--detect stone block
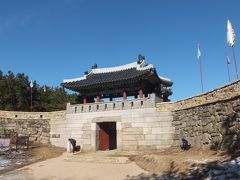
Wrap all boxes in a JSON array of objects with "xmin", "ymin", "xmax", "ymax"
[
  {"xmin": 145, "ymin": 133, "xmax": 173, "ymax": 140},
  {"xmin": 82, "ymin": 144, "xmax": 91, "ymax": 151},
  {"xmin": 138, "ymin": 140, "xmax": 148, "ymax": 146},
  {"xmin": 132, "ymin": 117, "xmax": 146, "ymax": 123},
  {"xmin": 123, "ymin": 127, "xmax": 142, "ymax": 132},
  {"xmin": 229, "ymin": 126, "xmax": 237, "ymax": 134},
  {"xmin": 116, "ymin": 122, "xmax": 122, "ymax": 130},
  {"xmin": 122, "ymin": 140, "xmax": 138, "ymax": 146},
  {"xmin": 91, "ymin": 123, "xmax": 96, "ymax": 130},
  {"xmin": 143, "ymin": 127, "xmax": 152, "ymax": 134},
  {"xmin": 122, "ymin": 130, "xmax": 143, "ymax": 135},
  {"xmin": 131, "ymin": 122, "xmax": 146, "ymax": 127},
  {"xmin": 143, "ymin": 139, "xmax": 172, "ymax": 146},
  {"xmin": 82, "ymin": 125, "xmax": 91, "ymax": 131},
  {"xmin": 131, "ymin": 113, "xmax": 145, "ymax": 118},
  {"xmin": 172, "ymin": 120, "xmax": 181, "ymax": 126},
  {"xmin": 132, "ymin": 121, "xmax": 172, "ymax": 128},
  {"xmin": 203, "ymin": 133, "xmax": 211, "ymax": 144},
  {"xmin": 67, "ymin": 123, "xmax": 83, "ymax": 128},
  {"xmin": 123, "ymin": 145, "xmax": 138, "ymax": 151},
  {"xmin": 152, "ymin": 127, "xmax": 174, "ymax": 134},
  {"xmin": 138, "ymin": 145, "xmax": 157, "ymax": 151},
  {"xmin": 158, "ymin": 116, "xmax": 173, "ymax": 121},
  {"xmin": 203, "ymin": 123, "xmax": 213, "ymax": 133},
  {"xmin": 82, "ymin": 134, "xmax": 91, "ymax": 139},
  {"xmin": 83, "ymin": 139, "xmax": 91, "ymax": 145},
  {"xmin": 122, "ymin": 134, "xmax": 144, "ymax": 141},
  {"xmin": 121, "ymin": 123, "xmax": 132, "ymax": 128},
  {"xmin": 69, "ymin": 130, "xmax": 84, "ymax": 135}
]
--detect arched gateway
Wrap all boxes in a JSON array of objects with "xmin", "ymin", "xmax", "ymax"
[{"xmin": 61, "ymin": 56, "xmax": 174, "ymax": 151}]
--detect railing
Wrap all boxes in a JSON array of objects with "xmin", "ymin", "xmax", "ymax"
[{"xmin": 66, "ymin": 94, "xmax": 158, "ymax": 113}]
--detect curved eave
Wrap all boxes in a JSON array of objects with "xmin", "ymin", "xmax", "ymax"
[
  {"xmin": 159, "ymin": 77, "xmax": 173, "ymax": 87},
  {"xmin": 62, "ymin": 68, "xmax": 157, "ymax": 91}
]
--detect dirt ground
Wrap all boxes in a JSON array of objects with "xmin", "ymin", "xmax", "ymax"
[
  {"xmin": 129, "ymin": 148, "xmax": 231, "ymax": 175},
  {"xmin": 1, "ymin": 146, "xmax": 238, "ymax": 179},
  {"xmin": 0, "ymin": 145, "xmax": 65, "ymax": 175},
  {"xmin": 0, "ymin": 153, "xmax": 145, "ymax": 180}
]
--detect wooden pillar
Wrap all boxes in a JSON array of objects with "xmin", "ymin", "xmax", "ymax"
[
  {"xmin": 83, "ymin": 97, "xmax": 87, "ymax": 104},
  {"xmin": 163, "ymin": 96, "xmax": 168, "ymax": 102},
  {"xmin": 134, "ymin": 94, "xmax": 138, "ymax": 99},
  {"xmin": 139, "ymin": 89, "xmax": 144, "ymax": 98},
  {"xmin": 96, "ymin": 95, "xmax": 101, "ymax": 102},
  {"xmin": 123, "ymin": 91, "xmax": 127, "ymax": 100}
]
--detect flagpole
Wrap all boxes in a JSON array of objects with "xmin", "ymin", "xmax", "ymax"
[
  {"xmin": 30, "ymin": 87, "xmax": 32, "ymax": 112},
  {"xmin": 226, "ymin": 54, "xmax": 231, "ymax": 82},
  {"xmin": 199, "ymin": 56, "xmax": 204, "ymax": 93},
  {"xmin": 30, "ymin": 81, "xmax": 33, "ymax": 112},
  {"xmin": 232, "ymin": 46, "xmax": 239, "ymax": 79},
  {"xmin": 198, "ymin": 44, "xmax": 204, "ymax": 93}
]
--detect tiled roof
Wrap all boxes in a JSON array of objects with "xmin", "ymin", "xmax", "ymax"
[
  {"xmin": 62, "ymin": 67, "xmax": 154, "ymax": 89},
  {"xmin": 62, "ymin": 60, "xmax": 173, "ymax": 94},
  {"xmin": 63, "ymin": 60, "xmax": 153, "ymax": 83}
]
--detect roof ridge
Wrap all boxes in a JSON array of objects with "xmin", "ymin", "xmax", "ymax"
[{"xmin": 63, "ymin": 60, "xmax": 153, "ymax": 83}]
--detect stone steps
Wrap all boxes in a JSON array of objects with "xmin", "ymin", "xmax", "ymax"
[{"xmin": 63, "ymin": 153, "xmax": 130, "ymax": 164}]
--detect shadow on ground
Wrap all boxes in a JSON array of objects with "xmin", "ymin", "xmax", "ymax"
[{"xmin": 126, "ymin": 157, "xmax": 240, "ymax": 179}]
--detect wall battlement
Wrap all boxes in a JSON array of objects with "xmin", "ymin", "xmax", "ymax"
[
  {"xmin": 67, "ymin": 93, "xmax": 159, "ymax": 114},
  {"xmin": 156, "ymin": 80, "xmax": 240, "ymax": 150},
  {"xmin": 0, "ymin": 111, "xmax": 65, "ymax": 120},
  {"xmin": 157, "ymin": 80, "xmax": 240, "ymax": 112}
]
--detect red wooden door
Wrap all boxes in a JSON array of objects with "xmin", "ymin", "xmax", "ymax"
[{"xmin": 99, "ymin": 126, "xmax": 109, "ymax": 150}]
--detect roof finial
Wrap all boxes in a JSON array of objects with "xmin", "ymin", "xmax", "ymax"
[
  {"xmin": 92, "ymin": 63, "xmax": 98, "ymax": 69},
  {"xmin": 137, "ymin": 54, "xmax": 145, "ymax": 64}
]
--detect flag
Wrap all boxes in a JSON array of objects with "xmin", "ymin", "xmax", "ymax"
[
  {"xmin": 227, "ymin": 20, "xmax": 235, "ymax": 47},
  {"xmin": 197, "ymin": 44, "xmax": 201, "ymax": 60},
  {"xmin": 226, "ymin": 55, "xmax": 230, "ymax": 64},
  {"xmin": 30, "ymin": 81, "xmax": 33, "ymax": 88}
]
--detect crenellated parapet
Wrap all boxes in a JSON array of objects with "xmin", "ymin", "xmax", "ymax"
[
  {"xmin": 157, "ymin": 80, "xmax": 240, "ymax": 112},
  {"xmin": 0, "ymin": 110, "xmax": 65, "ymax": 120},
  {"xmin": 66, "ymin": 93, "xmax": 160, "ymax": 114}
]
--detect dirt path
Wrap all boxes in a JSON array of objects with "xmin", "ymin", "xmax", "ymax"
[{"xmin": 0, "ymin": 154, "xmax": 146, "ymax": 180}]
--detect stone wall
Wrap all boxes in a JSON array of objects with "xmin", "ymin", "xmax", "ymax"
[
  {"xmin": 1, "ymin": 80, "xmax": 239, "ymax": 151},
  {"xmin": 0, "ymin": 111, "xmax": 65, "ymax": 144},
  {"xmin": 157, "ymin": 80, "xmax": 240, "ymax": 150},
  {"xmin": 172, "ymin": 97, "xmax": 240, "ymax": 149},
  {"xmin": 51, "ymin": 108, "xmax": 174, "ymax": 151}
]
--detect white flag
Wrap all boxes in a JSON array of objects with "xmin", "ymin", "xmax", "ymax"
[
  {"xmin": 197, "ymin": 44, "xmax": 201, "ymax": 60},
  {"xmin": 30, "ymin": 81, "xmax": 33, "ymax": 88},
  {"xmin": 227, "ymin": 20, "xmax": 235, "ymax": 47}
]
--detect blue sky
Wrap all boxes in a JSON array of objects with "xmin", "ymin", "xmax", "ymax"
[{"xmin": 0, "ymin": 0, "xmax": 239, "ymax": 101}]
